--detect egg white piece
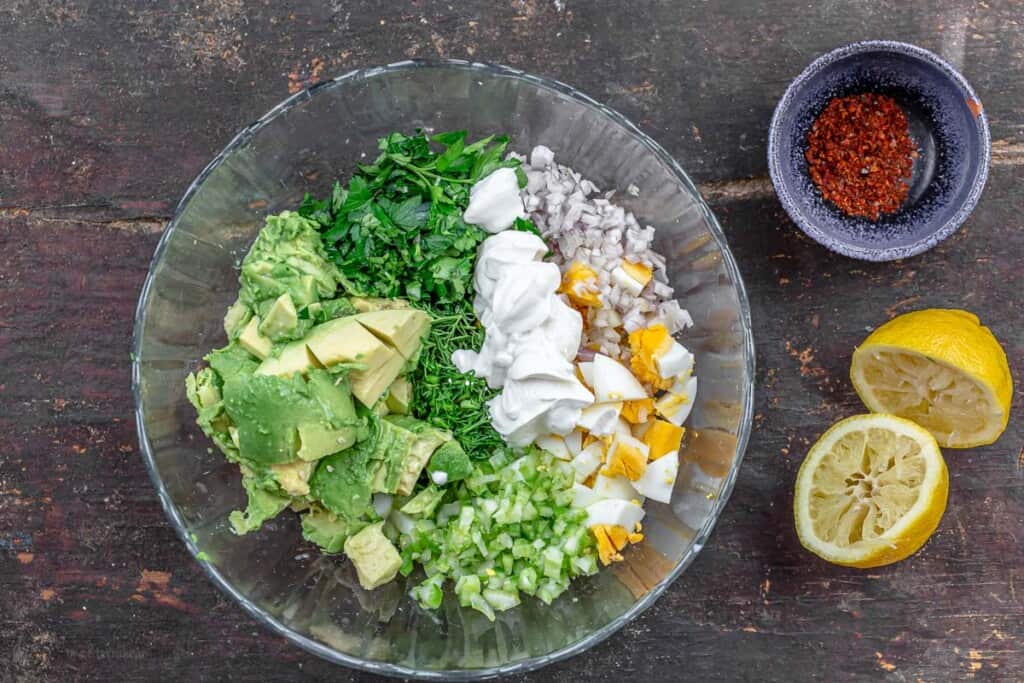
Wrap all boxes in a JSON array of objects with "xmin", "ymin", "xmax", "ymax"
[
  {"xmin": 571, "ymin": 442, "xmax": 604, "ymax": 482},
  {"xmin": 593, "ymin": 473, "xmax": 641, "ymax": 502},
  {"xmin": 610, "ymin": 266, "xmax": 645, "ymax": 296},
  {"xmin": 577, "ymin": 361, "xmax": 594, "ymax": 387},
  {"xmin": 564, "ymin": 429, "xmax": 584, "ymax": 456},
  {"xmin": 585, "ymin": 499, "xmax": 646, "ymax": 530},
  {"xmin": 572, "ymin": 482, "xmax": 602, "ymax": 509},
  {"xmin": 593, "ymin": 354, "xmax": 648, "ymax": 402},
  {"xmin": 655, "ymin": 341, "xmax": 694, "ymax": 380},
  {"xmin": 611, "ymin": 417, "xmax": 634, "ymax": 441},
  {"xmin": 577, "ymin": 401, "xmax": 623, "ymax": 436},
  {"xmin": 535, "ymin": 434, "xmax": 572, "ymax": 461},
  {"xmin": 655, "ymin": 376, "xmax": 698, "ymax": 427},
  {"xmin": 631, "ymin": 452, "xmax": 678, "ymax": 503}
]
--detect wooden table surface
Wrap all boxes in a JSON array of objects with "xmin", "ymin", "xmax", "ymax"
[{"xmin": 2, "ymin": 1, "xmax": 1022, "ymax": 680}]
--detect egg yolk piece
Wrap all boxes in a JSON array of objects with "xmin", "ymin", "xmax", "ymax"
[
  {"xmin": 601, "ymin": 434, "xmax": 649, "ymax": 480},
  {"xmin": 591, "ymin": 524, "xmax": 643, "ymax": 565},
  {"xmin": 559, "ymin": 261, "xmax": 603, "ymax": 308},
  {"xmin": 621, "ymin": 398, "xmax": 655, "ymax": 424},
  {"xmin": 642, "ymin": 419, "xmax": 685, "ymax": 461},
  {"xmin": 628, "ymin": 324, "xmax": 675, "ymax": 390}
]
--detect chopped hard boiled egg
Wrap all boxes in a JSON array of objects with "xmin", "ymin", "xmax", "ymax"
[
  {"xmin": 535, "ymin": 434, "xmax": 571, "ymax": 461},
  {"xmin": 631, "ymin": 451, "xmax": 678, "ymax": 503},
  {"xmin": 571, "ymin": 442, "xmax": 605, "ymax": 483},
  {"xmin": 577, "ymin": 401, "xmax": 623, "ymax": 436},
  {"xmin": 655, "ymin": 375, "xmax": 698, "ymax": 426},
  {"xmin": 586, "ymin": 498, "xmax": 646, "ymax": 530},
  {"xmin": 564, "ymin": 429, "xmax": 584, "ymax": 456},
  {"xmin": 576, "ymin": 361, "xmax": 594, "ymax": 388},
  {"xmin": 559, "ymin": 261, "xmax": 603, "ymax": 308},
  {"xmin": 593, "ymin": 473, "xmax": 640, "ymax": 501},
  {"xmin": 602, "ymin": 433, "xmax": 650, "ymax": 481},
  {"xmin": 610, "ymin": 260, "xmax": 653, "ymax": 296},
  {"xmin": 654, "ymin": 341, "xmax": 694, "ymax": 381},
  {"xmin": 627, "ymin": 324, "xmax": 675, "ymax": 390},
  {"xmin": 593, "ymin": 354, "xmax": 648, "ymax": 402},
  {"xmin": 592, "ymin": 523, "xmax": 644, "ymax": 565},
  {"xmin": 620, "ymin": 398, "xmax": 654, "ymax": 424},
  {"xmin": 642, "ymin": 418, "xmax": 685, "ymax": 461},
  {"xmin": 572, "ymin": 482, "xmax": 602, "ymax": 509}
]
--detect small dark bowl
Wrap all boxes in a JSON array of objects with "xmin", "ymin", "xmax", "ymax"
[{"xmin": 768, "ymin": 40, "xmax": 990, "ymax": 261}]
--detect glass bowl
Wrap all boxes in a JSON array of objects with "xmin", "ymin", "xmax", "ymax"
[{"xmin": 132, "ymin": 60, "xmax": 755, "ymax": 679}]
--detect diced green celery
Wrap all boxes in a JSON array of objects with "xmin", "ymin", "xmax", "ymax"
[
  {"xmin": 483, "ymin": 588, "xmax": 520, "ymax": 612},
  {"xmin": 542, "ymin": 547, "xmax": 564, "ymax": 579}
]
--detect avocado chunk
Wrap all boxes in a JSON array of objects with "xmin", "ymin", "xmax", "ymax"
[
  {"xmin": 426, "ymin": 439, "xmax": 472, "ymax": 485},
  {"xmin": 385, "ymin": 377, "xmax": 412, "ymax": 415},
  {"xmin": 297, "ymin": 422, "xmax": 356, "ymax": 462},
  {"xmin": 316, "ymin": 297, "xmax": 358, "ymax": 321},
  {"xmin": 355, "ymin": 309, "xmax": 431, "ymax": 359},
  {"xmin": 305, "ymin": 317, "xmax": 391, "ymax": 369},
  {"xmin": 229, "ymin": 475, "xmax": 291, "ymax": 535},
  {"xmin": 343, "ymin": 522, "xmax": 402, "ymax": 590},
  {"xmin": 400, "ymin": 484, "xmax": 446, "ymax": 518},
  {"xmin": 259, "ymin": 293, "xmax": 299, "ymax": 340},
  {"xmin": 255, "ymin": 339, "xmax": 322, "ymax": 378},
  {"xmin": 206, "ymin": 343, "xmax": 259, "ymax": 381},
  {"xmin": 223, "ymin": 298, "xmax": 252, "ymax": 340},
  {"xmin": 385, "ymin": 416, "xmax": 451, "ymax": 496},
  {"xmin": 301, "ymin": 507, "xmax": 358, "ymax": 553},
  {"xmin": 310, "ymin": 440, "xmax": 374, "ymax": 523},
  {"xmin": 271, "ymin": 459, "xmax": 315, "ymax": 496},
  {"xmin": 351, "ymin": 297, "xmax": 412, "ymax": 313},
  {"xmin": 239, "ymin": 211, "xmax": 339, "ymax": 309},
  {"xmin": 237, "ymin": 317, "xmax": 273, "ymax": 360},
  {"xmin": 349, "ymin": 347, "xmax": 405, "ymax": 409}
]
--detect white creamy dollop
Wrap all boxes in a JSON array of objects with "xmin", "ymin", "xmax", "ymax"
[
  {"xmin": 452, "ymin": 230, "xmax": 593, "ymax": 447},
  {"xmin": 462, "ymin": 167, "xmax": 525, "ymax": 233}
]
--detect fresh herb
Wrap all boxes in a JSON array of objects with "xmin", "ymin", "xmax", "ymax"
[
  {"xmin": 299, "ymin": 130, "xmax": 529, "ymax": 459},
  {"xmin": 298, "ymin": 130, "xmax": 517, "ymax": 308},
  {"xmin": 412, "ymin": 304, "xmax": 503, "ymax": 460}
]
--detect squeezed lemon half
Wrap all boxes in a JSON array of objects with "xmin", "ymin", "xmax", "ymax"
[
  {"xmin": 794, "ymin": 414, "xmax": 948, "ymax": 568},
  {"xmin": 851, "ymin": 309, "xmax": 1012, "ymax": 449}
]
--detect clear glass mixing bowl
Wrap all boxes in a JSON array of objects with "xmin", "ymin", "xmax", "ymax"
[{"xmin": 132, "ymin": 60, "xmax": 754, "ymax": 679}]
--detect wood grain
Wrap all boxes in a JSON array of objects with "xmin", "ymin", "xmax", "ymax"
[{"xmin": 1, "ymin": 1, "xmax": 1022, "ymax": 680}]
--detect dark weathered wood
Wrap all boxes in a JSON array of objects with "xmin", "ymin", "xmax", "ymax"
[{"xmin": 2, "ymin": 1, "xmax": 1023, "ymax": 680}]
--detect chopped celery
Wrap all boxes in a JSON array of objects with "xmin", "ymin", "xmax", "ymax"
[{"xmin": 399, "ymin": 447, "xmax": 598, "ymax": 620}]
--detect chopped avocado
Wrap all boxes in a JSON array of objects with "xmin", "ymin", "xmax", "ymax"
[
  {"xmin": 343, "ymin": 522, "xmax": 402, "ymax": 589},
  {"xmin": 222, "ymin": 373, "xmax": 314, "ymax": 465},
  {"xmin": 385, "ymin": 377, "xmax": 412, "ymax": 415},
  {"xmin": 297, "ymin": 422, "xmax": 355, "ymax": 462},
  {"xmin": 317, "ymin": 297, "xmax": 358, "ymax": 321},
  {"xmin": 301, "ymin": 507, "xmax": 358, "ymax": 553},
  {"xmin": 206, "ymin": 343, "xmax": 259, "ymax": 381},
  {"xmin": 259, "ymin": 293, "xmax": 299, "ymax": 341},
  {"xmin": 305, "ymin": 317, "xmax": 390, "ymax": 369},
  {"xmin": 426, "ymin": 440, "xmax": 472, "ymax": 484},
  {"xmin": 355, "ymin": 309, "xmax": 431, "ymax": 359},
  {"xmin": 185, "ymin": 368, "xmax": 237, "ymax": 460},
  {"xmin": 271, "ymin": 459, "xmax": 315, "ymax": 496},
  {"xmin": 310, "ymin": 440, "xmax": 374, "ymax": 523},
  {"xmin": 237, "ymin": 317, "xmax": 273, "ymax": 360},
  {"xmin": 306, "ymin": 369, "xmax": 358, "ymax": 427},
  {"xmin": 255, "ymin": 339, "xmax": 322, "ymax": 378},
  {"xmin": 229, "ymin": 475, "xmax": 291, "ymax": 534},
  {"xmin": 350, "ymin": 347, "xmax": 405, "ymax": 409},
  {"xmin": 384, "ymin": 416, "xmax": 451, "ymax": 497},
  {"xmin": 239, "ymin": 211, "xmax": 339, "ymax": 309},
  {"xmin": 223, "ymin": 298, "xmax": 252, "ymax": 340},
  {"xmin": 400, "ymin": 485, "xmax": 446, "ymax": 517},
  {"xmin": 350, "ymin": 297, "xmax": 412, "ymax": 313}
]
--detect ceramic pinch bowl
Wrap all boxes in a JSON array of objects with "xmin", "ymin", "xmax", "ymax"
[{"xmin": 768, "ymin": 40, "xmax": 990, "ymax": 262}]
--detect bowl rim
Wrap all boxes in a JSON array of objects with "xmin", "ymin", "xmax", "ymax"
[
  {"xmin": 767, "ymin": 40, "xmax": 991, "ymax": 262},
  {"xmin": 131, "ymin": 58, "xmax": 756, "ymax": 680}
]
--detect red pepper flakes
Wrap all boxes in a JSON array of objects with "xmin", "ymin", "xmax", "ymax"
[{"xmin": 805, "ymin": 93, "xmax": 918, "ymax": 221}]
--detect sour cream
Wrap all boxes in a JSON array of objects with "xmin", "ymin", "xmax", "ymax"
[
  {"xmin": 452, "ymin": 230, "xmax": 594, "ymax": 447},
  {"xmin": 462, "ymin": 167, "xmax": 525, "ymax": 234}
]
